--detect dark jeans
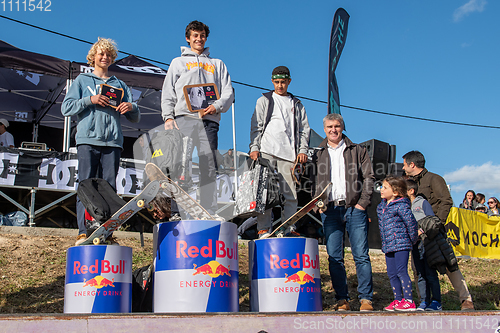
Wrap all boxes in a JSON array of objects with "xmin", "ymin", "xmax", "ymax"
[
  {"xmin": 322, "ymin": 205, "xmax": 373, "ymax": 301},
  {"xmin": 385, "ymin": 250, "xmax": 413, "ymax": 301},
  {"xmin": 175, "ymin": 116, "xmax": 219, "ymax": 214},
  {"xmin": 76, "ymin": 145, "xmax": 120, "ymax": 235},
  {"xmin": 412, "ymin": 243, "xmax": 441, "ymax": 303}
]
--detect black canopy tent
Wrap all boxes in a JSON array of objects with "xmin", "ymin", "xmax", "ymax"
[{"xmin": 0, "ymin": 40, "xmax": 168, "ymax": 153}]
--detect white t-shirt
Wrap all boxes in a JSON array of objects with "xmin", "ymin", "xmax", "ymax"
[
  {"xmin": 0, "ymin": 131, "xmax": 14, "ymax": 148},
  {"xmin": 260, "ymin": 93, "xmax": 296, "ymax": 162},
  {"xmin": 328, "ymin": 139, "xmax": 346, "ymax": 201}
]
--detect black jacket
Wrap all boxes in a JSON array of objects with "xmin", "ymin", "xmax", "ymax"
[{"xmin": 418, "ymin": 215, "xmax": 458, "ymax": 274}]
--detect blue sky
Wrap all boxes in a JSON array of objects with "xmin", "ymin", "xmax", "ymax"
[{"xmin": 1, "ymin": 0, "xmax": 498, "ymax": 207}]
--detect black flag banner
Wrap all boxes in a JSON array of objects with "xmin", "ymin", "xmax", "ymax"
[{"xmin": 328, "ymin": 8, "xmax": 350, "ymax": 114}]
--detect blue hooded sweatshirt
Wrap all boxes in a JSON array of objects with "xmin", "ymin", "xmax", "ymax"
[{"xmin": 61, "ymin": 72, "xmax": 140, "ymax": 148}]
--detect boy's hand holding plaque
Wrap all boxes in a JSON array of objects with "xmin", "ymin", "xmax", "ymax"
[
  {"xmin": 100, "ymin": 83, "xmax": 124, "ymax": 109},
  {"xmin": 183, "ymin": 83, "xmax": 220, "ymax": 117}
]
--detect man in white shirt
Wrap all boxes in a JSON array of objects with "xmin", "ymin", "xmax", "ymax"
[
  {"xmin": 249, "ymin": 66, "xmax": 311, "ymax": 238},
  {"xmin": 0, "ymin": 118, "xmax": 14, "ymax": 148},
  {"xmin": 312, "ymin": 113, "xmax": 375, "ymax": 311}
]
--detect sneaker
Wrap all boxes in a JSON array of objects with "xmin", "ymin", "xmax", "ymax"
[
  {"xmin": 75, "ymin": 234, "xmax": 87, "ymax": 246},
  {"xmin": 461, "ymin": 300, "xmax": 474, "ymax": 311},
  {"xmin": 417, "ymin": 301, "xmax": 428, "ymax": 311},
  {"xmin": 360, "ymin": 299, "xmax": 373, "ymax": 311},
  {"xmin": 258, "ymin": 229, "xmax": 270, "ymax": 239},
  {"xmin": 212, "ymin": 214, "xmax": 225, "ymax": 222},
  {"xmin": 425, "ymin": 300, "xmax": 442, "ymax": 311},
  {"xmin": 334, "ymin": 299, "xmax": 350, "ymax": 311},
  {"xmin": 284, "ymin": 225, "xmax": 301, "ymax": 237},
  {"xmin": 384, "ymin": 299, "xmax": 400, "ymax": 311},
  {"xmin": 395, "ymin": 299, "xmax": 416, "ymax": 311},
  {"xmin": 169, "ymin": 213, "xmax": 182, "ymax": 221}
]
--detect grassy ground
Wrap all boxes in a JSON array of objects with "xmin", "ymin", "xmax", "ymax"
[{"xmin": 0, "ymin": 233, "xmax": 499, "ymax": 313}]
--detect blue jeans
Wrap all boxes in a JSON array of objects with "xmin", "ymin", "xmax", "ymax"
[
  {"xmin": 322, "ymin": 205, "xmax": 373, "ymax": 301},
  {"xmin": 76, "ymin": 145, "xmax": 120, "ymax": 235},
  {"xmin": 412, "ymin": 244, "xmax": 441, "ymax": 303}
]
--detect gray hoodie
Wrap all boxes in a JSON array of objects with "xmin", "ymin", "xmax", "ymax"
[
  {"xmin": 161, "ymin": 47, "xmax": 234, "ymax": 124},
  {"xmin": 411, "ymin": 195, "xmax": 435, "ymax": 221}
]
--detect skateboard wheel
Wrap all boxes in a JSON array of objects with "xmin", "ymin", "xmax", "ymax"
[
  {"xmin": 137, "ymin": 199, "xmax": 145, "ymax": 208},
  {"xmin": 147, "ymin": 203, "xmax": 155, "ymax": 212},
  {"xmin": 93, "ymin": 238, "xmax": 100, "ymax": 245},
  {"xmin": 316, "ymin": 200, "xmax": 325, "ymax": 209},
  {"xmin": 161, "ymin": 182, "xmax": 168, "ymax": 190},
  {"xmin": 277, "ymin": 233, "xmax": 284, "ymax": 238}
]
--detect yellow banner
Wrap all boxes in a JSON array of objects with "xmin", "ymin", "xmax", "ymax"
[{"xmin": 446, "ymin": 207, "xmax": 500, "ymax": 259}]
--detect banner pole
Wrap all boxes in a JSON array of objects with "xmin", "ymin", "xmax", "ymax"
[
  {"xmin": 62, "ymin": 79, "xmax": 72, "ymax": 152},
  {"xmin": 231, "ymin": 89, "xmax": 237, "ymax": 194}
]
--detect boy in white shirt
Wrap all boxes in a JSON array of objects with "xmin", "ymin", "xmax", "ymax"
[{"xmin": 249, "ymin": 66, "xmax": 310, "ymax": 238}]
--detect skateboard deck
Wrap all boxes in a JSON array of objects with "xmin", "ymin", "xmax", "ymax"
[
  {"xmin": 262, "ymin": 182, "xmax": 332, "ymax": 239},
  {"xmin": 145, "ymin": 163, "xmax": 213, "ymax": 220},
  {"xmin": 79, "ymin": 180, "xmax": 161, "ymax": 245},
  {"xmin": 291, "ymin": 158, "xmax": 304, "ymax": 185}
]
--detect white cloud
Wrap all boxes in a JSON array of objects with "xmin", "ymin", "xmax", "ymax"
[
  {"xmin": 453, "ymin": 0, "xmax": 487, "ymax": 22},
  {"xmin": 444, "ymin": 162, "xmax": 500, "ymax": 195}
]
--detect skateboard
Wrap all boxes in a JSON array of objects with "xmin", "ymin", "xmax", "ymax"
[
  {"xmin": 261, "ymin": 182, "xmax": 332, "ymax": 239},
  {"xmin": 291, "ymin": 158, "xmax": 305, "ymax": 185},
  {"xmin": 79, "ymin": 180, "xmax": 161, "ymax": 245},
  {"xmin": 145, "ymin": 163, "xmax": 214, "ymax": 220}
]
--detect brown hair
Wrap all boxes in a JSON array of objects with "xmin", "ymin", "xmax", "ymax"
[{"xmin": 384, "ymin": 176, "xmax": 408, "ymax": 198}]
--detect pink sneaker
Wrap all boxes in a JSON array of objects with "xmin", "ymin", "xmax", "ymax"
[
  {"xmin": 384, "ymin": 299, "xmax": 400, "ymax": 311},
  {"xmin": 395, "ymin": 299, "xmax": 416, "ymax": 311}
]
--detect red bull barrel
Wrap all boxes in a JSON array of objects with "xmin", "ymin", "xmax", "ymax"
[
  {"xmin": 153, "ymin": 220, "xmax": 238, "ymax": 312},
  {"xmin": 249, "ymin": 238, "xmax": 322, "ymax": 312},
  {"xmin": 64, "ymin": 245, "xmax": 132, "ymax": 313}
]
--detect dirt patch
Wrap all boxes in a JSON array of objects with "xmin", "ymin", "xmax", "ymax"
[{"xmin": 0, "ymin": 232, "xmax": 499, "ymax": 313}]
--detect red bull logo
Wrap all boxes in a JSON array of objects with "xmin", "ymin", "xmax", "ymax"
[
  {"xmin": 284, "ymin": 271, "xmax": 315, "ymax": 285},
  {"xmin": 176, "ymin": 239, "xmax": 237, "ymax": 260},
  {"xmin": 192, "ymin": 260, "xmax": 231, "ymax": 278},
  {"xmin": 179, "ymin": 260, "xmax": 236, "ymax": 289},
  {"xmin": 74, "ymin": 275, "xmax": 122, "ymax": 297},
  {"xmin": 83, "ymin": 276, "xmax": 116, "ymax": 289}
]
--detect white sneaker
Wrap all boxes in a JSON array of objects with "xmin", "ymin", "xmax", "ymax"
[
  {"xmin": 212, "ymin": 214, "xmax": 225, "ymax": 222},
  {"xmin": 169, "ymin": 213, "xmax": 182, "ymax": 221}
]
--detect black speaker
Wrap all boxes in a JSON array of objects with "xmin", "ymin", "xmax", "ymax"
[
  {"xmin": 388, "ymin": 162, "xmax": 404, "ymax": 177},
  {"xmin": 359, "ymin": 139, "xmax": 390, "ymax": 180}
]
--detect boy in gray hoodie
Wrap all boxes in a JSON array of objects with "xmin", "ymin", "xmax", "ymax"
[
  {"xmin": 62, "ymin": 38, "xmax": 140, "ymax": 245},
  {"xmin": 161, "ymin": 21, "xmax": 234, "ymax": 217}
]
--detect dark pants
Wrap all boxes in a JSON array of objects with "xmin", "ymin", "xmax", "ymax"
[
  {"xmin": 385, "ymin": 250, "xmax": 413, "ymax": 301},
  {"xmin": 412, "ymin": 243, "xmax": 441, "ymax": 303},
  {"xmin": 76, "ymin": 145, "xmax": 121, "ymax": 235}
]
